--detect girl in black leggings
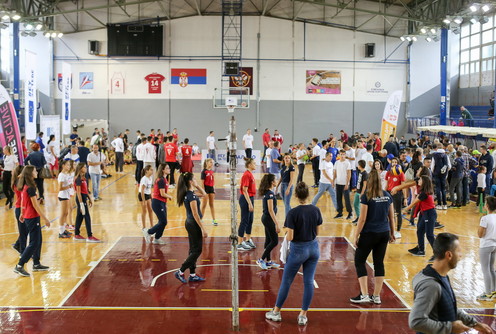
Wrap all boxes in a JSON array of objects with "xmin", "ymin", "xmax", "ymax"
[
  {"xmin": 257, "ymin": 174, "xmax": 281, "ymax": 270},
  {"xmin": 351, "ymin": 169, "xmax": 396, "ymax": 305},
  {"xmin": 175, "ymin": 172, "xmax": 207, "ymax": 283}
]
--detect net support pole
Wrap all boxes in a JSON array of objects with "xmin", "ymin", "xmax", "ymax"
[{"xmin": 228, "ymin": 114, "xmax": 240, "ymax": 331}]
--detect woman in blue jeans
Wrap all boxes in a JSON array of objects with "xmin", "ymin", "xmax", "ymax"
[
  {"xmin": 265, "ymin": 182, "xmax": 322, "ymax": 326},
  {"xmin": 277, "ymin": 154, "xmax": 295, "ymax": 215}
]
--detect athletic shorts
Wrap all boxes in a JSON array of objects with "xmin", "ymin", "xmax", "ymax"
[
  {"xmin": 205, "ymin": 186, "xmax": 215, "ymax": 194},
  {"xmin": 138, "ymin": 193, "xmax": 151, "ymax": 202},
  {"xmin": 58, "ymin": 197, "xmax": 69, "ymax": 201}
]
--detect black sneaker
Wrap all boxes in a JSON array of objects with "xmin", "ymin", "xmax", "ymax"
[
  {"xmin": 434, "ymin": 222, "xmax": 444, "ymax": 229},
  {"xmin": 14, "ymin": 265, "xmax": 30, "ymax": 277},
  {"xmin": 59, "ymin": 231, "xmax": 71, "ymax": 238},
  {"xmin": 346, "ymin": 213, "xmax": 353, "ymax": 220},
  {"xmin": 350, "ymin": 294, "xmax": 371, "ymax": 303},
  {"xmin": 334, "ymin": 214, "xmax": 343, "ymax": 219},
  {"xmin": 408, "ymin": 246, "xmax": 419, "ymax": 254},
  {"xmin": 427, "ymin": 256, "xmax": 435, "ymax": 262},
  {"xmin": 409, "ymin": 249, "xmax": 425, "ymax": 257},
  {"xmin": 352, "ymin": 218, "xmax": 358, "ymax": 225},
  {"xmin": 32, "ymin": 264, "xmax": 50, "ymax": 272}
]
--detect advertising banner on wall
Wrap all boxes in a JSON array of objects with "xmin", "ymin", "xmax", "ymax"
[
  {"xmin": 145, "ymin": 73, "xmax": 165, "ymax": 94},
  {"xmin": 40, "ymin": 115, "xmax": 61, "ymax": 157},
  {"xmin": 62, "ymin": 62, "xmax": 72, "ymax": 135},
  {"xmin": 380, "ymin": 90, "xmax": 403, "ymax": 146},
  {"xmin": 171, "ymin": 69, "xmax": 207, "ymax": 87},
  {"xmin": 229, "ymin": 67, "xmax": 253, "ymax": 95},
  {"xmin": 306, "ymin": 70, "xmax": 341, "ymax": 94},
  {"xmin": 0, "ymin": 84, "xmax": 24, "ymax": 163},
  {"xmin": 201, "ymin": 149, "xmax": 261, "ymax": 166},
  {"xmin": 79, "ymin": 72, "xmax": 94, "ymax": 94},
  {"xmin": 24, "ymin": 50, "xmax": 37, "ymax": 140}
]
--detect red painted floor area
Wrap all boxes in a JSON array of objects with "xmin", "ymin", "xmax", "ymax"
[{"xmin": 62, "ymin": 237, "xmax": 406, "ymax": 309}]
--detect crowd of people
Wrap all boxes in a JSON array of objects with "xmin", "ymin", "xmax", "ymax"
[{"xmin": 2, "ymin": 125, "xmax": 496, "ymax": 333}]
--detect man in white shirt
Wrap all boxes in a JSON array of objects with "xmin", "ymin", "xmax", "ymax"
[
  {"xmin": 362, "ymin": 144, "xmax": 375, "ymax": 173},
  {"xmin": 90, "ymin": 130, "xmax": 101, "ymax": 146},
  {"xmin": 243, "ymin": 129, "xmax": 254, "ymax": 159},
  {"xmin": 135, "ymin": 136, "xmax": 146, "ymax": 184},
  {"xmin": 111, "ymin": 133, "xmax": 125, "ymax": 173},
  {"xmin": 319, "ymin": 140, "xmax": 330, "ymax": 170},
  {"xmin": 310, "ymin": 138, "xmax": 321, "ymax": 187},
  {"xmin": 87, "ymin": 144, "xmax": 107, "ymax": 201},
  {"xmin": 143, "ymin": 136, "xmax": 157, "ymax": 175},
  {"xmin": 355, "ymin": 140, "xmax": 367, "ymax": 162},
  {"xmin": 206, "ymin": 131, "xmax": 218, "ymax": 166},
  {"xmin": 334, "ymin": 149, "xmax": 352, "ymax": 219},
  {"xmin": 344, "ymin": 143, "xmax": 357, "ymax": 189},
  {"xmin": 311, "ymin": 152, "xmax": 337, "ymax": 210}
]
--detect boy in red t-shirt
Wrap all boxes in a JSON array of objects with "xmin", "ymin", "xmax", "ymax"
[{"xmin": 164, "ymin": 136, "xmax": 179, "ymax": 186}]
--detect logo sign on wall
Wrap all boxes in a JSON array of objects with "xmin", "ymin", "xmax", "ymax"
[
  {"xmin": 79, "ymin": 72, "xmax": 94, "ymax": 94},
  {"xmin": 229, "ymin": 67, "xmax": 253, "ymax": 95},
  {"xmin": 24, "ymin": 51, "xmax": 37, "ymax": 140},
  {"xmin": 171, "ymin": 69, "xmax": 207, "ymax": 87},
  {"xmin": 380, "ymin": 90, "xmax": 403, "ymax": 147},
  {"xmin": 144, "ymin": 73, "xmax": 165, "ymax": 94},
  {"xmin": 62, "ymin": 62, "xmax": 72, "ymax": 135},
  {"xmin": 367, "ymin": 81, "xmax": 389, "ymax": 94},
  {"xmin": 306, "ymin": 70, "xmax": 341, "ymax": 94},
  {"xmin": 111, "ymin": 72, "xmax": 125, "ymax": 95},
  {"xmin": 0, "ymin": 84, "xmax": 24, "ymax": 163}
]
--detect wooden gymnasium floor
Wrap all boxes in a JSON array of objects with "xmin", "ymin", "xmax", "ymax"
[{"xmin": 1, "ymin": 163, "xmax": 495, "ymax": 333}]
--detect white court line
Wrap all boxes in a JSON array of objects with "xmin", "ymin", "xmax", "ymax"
[
  {"xmin": 57, "ymin": 236, "xmax": 123, "ymax": 307},
  {"xmin": 343, "ymin": 236, "xmax": 411, "ymax": 309}
]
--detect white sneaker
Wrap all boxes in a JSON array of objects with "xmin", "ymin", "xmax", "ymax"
[
  {"xmin": 435, "ymin": 205, "xmax": 443, "ymax": 210},
  {"xmin": 237, "ymin": 243, "xmax": 251, "ymax": 251},
  {"xmin": 245, "ymin": 239, "xmax": 256, "ymax": 249},
  {"xmin": 142, "ymin": 228, "xmax": 151, "ymax": 244},
  {"xmin": 350, "ymin": 294, "xmax": 371, "ymax": 303},
  {"xmin": 168, "ymin": 184, "xmax": 176, "ymax": 189},
  {"xmin": 394, "ymin": 231, "xmax": 402, "ymax": 239},
  {"xmin": 371, "ymin": 295, "xmax": 381, "ymax": 304},
  {"xmin": 442, "ymin": 205, "xmax": 448, "ymax": 210},
  {"xmin": 297, "ymin": 315, "xmax": 308, "ymax": 325},
  {"xmin": 152, "ymin": 238, "xmax": 166, "ymax": 245},
  {"xmin": 242, "ymin": 241, "xmax": 254, "ymax": 249},
  {"xmin": 265, "ymin": 309, "xmax": 282, "ymax": 322}
]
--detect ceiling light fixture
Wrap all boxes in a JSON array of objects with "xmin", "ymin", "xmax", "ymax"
[
  {"xmin": 35, "ymin": 23, "xmax": 42, "ymax": 30},
  {"xmin": 11, "ymin": 13, "xmax": 21, "ymax": 21},
  {"xmin": 426, "ymin": 37, "xmax": 433, "ymax": 42},
  {"xmin": 430, "ymin": 28, "xmax": 437, "ymax": 34},
  {"xmin": 482, "ymin": 4, "xmax": 490, "ymax": 12},
  {"xmin": 470, "ymin": 4, "xmax": 478, "ymax": 12},
  {"xmin": 57, "ymin": 32, "xmax": 63, "ymax": 38},
  {"xmin": 412, "ymin": 36, "xmax": 418, "ymax": 41},
  {"xmin": 443, "ymin": 18, "xmax": 451, "ymax": 24},
  {"xmin": 454, "ymin": 16, "xmax": 463, "ymax": 24},
  {"xmin": 470, "ymin": 17, "xmax": 478, "ymax": 24},
  {"xmin": 44, "ymin": 32, "xmax": 50, "ymax": 38}
]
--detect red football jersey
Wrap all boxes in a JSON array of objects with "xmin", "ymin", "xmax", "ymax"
[
  {"xmin": 164, "ymin": 143, "xmax": 178, "ymax": 162},
  {"xmin": 240, "ymin": 170, "xmax": 256, "ymax": 197},
  {"xmin": 145, "ymin": 73, "xmax": 165, "ymax": 94}
]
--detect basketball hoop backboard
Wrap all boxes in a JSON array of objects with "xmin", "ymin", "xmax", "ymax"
[{"xmin": 213, "ymin": 87, "xmax": 250, "ymax": 109}]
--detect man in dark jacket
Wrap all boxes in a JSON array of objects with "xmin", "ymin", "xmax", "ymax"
[
  {"xmin": 409, "ymin": 233, "xmax": 491, "ymax": 334},
  {"xmin": 383, "ymin": 135, "xmax": 399, "ymax": 157},
  {"xmin": 479, "ymin": 145, "xmax": 493, "ymax": 194}
]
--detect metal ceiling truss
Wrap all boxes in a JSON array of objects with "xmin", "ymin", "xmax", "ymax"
[{"xmin": 2, "ymin": 0, "xmax": 474, "ymax": 37}]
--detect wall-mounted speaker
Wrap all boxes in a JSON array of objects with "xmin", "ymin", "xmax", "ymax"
[
  {"xmin": 365, "ymin": 43, "xmax": 375, "ymax": 58},
  {"xmin": 88, "ymin": 40, "xmax": 100, "ymax": 55}
]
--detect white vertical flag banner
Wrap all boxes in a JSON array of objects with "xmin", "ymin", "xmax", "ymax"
[
  {"xmin": 24, "ymin": 51, "xmax": 37, "ymax": 140},
  {"xmin": 62, "ymin": 62, "xmax": 72, "ymax": 135},
  {"xmin": 40, "ymin": 115, "xmax": 61, "ymax": 161},
  {"xmin": 380, "ymin": 90, "xmax": 403, "ymax": 146}
]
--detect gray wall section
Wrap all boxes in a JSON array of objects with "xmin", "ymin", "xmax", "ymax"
[
  {"xmin": 54, "ymin": 98, "xmax": 409, "ymax": 146},
  {"xmin": 458, "ymin": 86, "xmax": 493, "ymax": 106},
  {"xmin": 408, "ymin": 76, "xmax": 459, "ymax": 118}
]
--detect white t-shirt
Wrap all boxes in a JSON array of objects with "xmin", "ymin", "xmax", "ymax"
[
  {"xmin": 206, "ymin": 136, "xmax": 216, "ymax": 150},
  {"xmin": 356, "ymin": 147, "xmax": 367, "ymax": 162},
  {"xmin": 87, "ymin": 151, "xmax": 106, "ymax": 175},
  {"xmin": 139, "ymin": 175, "xmax": 153, "ymax": 195},
  {"xmin": 111, "ymin": 137, "xmax": 124, "ymax": 153},
  {"xmin": 3, "ymin": 154, "xmax": 18, "ymax": 171},
  {"xmin": 143, "ymin": 143, "xmax": 156, "ymax": 162},
  {"xmin": 243, "ymin": 134, "xmax": 254, "ymax": 149},
  {"xmin": 362, "ymin": 152, "xmax": 374, "ymax": 173},
  {"xmin": 296, "ymin": 149, "xmax": 306, "ymax": 165},
  {"xmin": 64, "ymin": 153, "xmax": 80, "ymax": 162},
  {"xmin": 312, "ymin": 145, "xmax": 320, "ymax": 158},
  {"xmin": 319, "ymin": 147, "xmax": 328, "ymax": 169},
  {"xmin": 90, "ymin": 134, "xmax": 101, "ymax": 146},
  {"xmin": 266, "ymin": 148, "xmax": 272, "ymax": 168},
  {"xmin": 334, "ymin": 160, "xmax": 352, "ymax": 185},
  {"xmin": 57, "ymin": 172, "xmax": 73, "ymax": 199},
  {"xmin": 345, "ymin": 148, "xmax": 356, "ymax": 169},
  {"xmin": 380, "ymin": 170, "xmax": 387, "ymax": 190},
  {"xmin": 136, "ymin": 143, "xmax": 145, "ymax": 161},
  {"xmin": 478, "ymin": 173, "xmax": 487, "ymax": 189},
  {"xmin": 480, "ymin": 214, "xmax": 496, "ymax": 248},
  {"xmin": 319, "ymin": 160, "xmax": 334, "ymax": 184}
]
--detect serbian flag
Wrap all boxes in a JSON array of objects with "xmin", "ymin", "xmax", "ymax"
[{"xmin": 171, "ymin": 69, "xmax": 207, "ymax": 87}]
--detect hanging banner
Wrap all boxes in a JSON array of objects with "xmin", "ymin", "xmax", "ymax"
[
  {"xmin": 229, "ymin": 67, "xmax": 253, "ymax": 95},
  {"xmin": 306, "ymin": 70, "xmax": 341, "ymax": 94},
  {"xmin": 144, "ymin": 73, "xmax": 165, "ymax": 94},
  {"xmin": 0, "ymin": 84, "xmax": 24, "ymax": 163},
  {"xmin": 40, "ymin": 115, "xmax": 61, "ymax": 158},
  {"xmin": 79, "ymin": 72, "xmax": 94, "ymax": 95},
  {"xmin": 171, "ymin": 69, "xmax": 207, "ymax": 87},
  {"xmin": 380, "ymin": 90, "xmax": 403, "ymax": 146},
  {"xmin": 24, "ymin": 50, "xmax": 37, "ymax": 140},
  {"xmin": 62, "ymin": 62, "xmax": 71, "ymax": 135},
  {"xmin": 111, "ymin": 72, "xmax": 125, "ymax": 95}
]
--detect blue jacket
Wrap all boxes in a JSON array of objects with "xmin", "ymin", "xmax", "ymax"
[{"xmin": 24, "ymin": 151, "xmax": 46, "ymax": 169}]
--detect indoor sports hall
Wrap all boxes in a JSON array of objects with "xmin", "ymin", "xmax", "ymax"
[{"xmin": 1, "ymin": 0, "xmax": 496, "ymax": 333}]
